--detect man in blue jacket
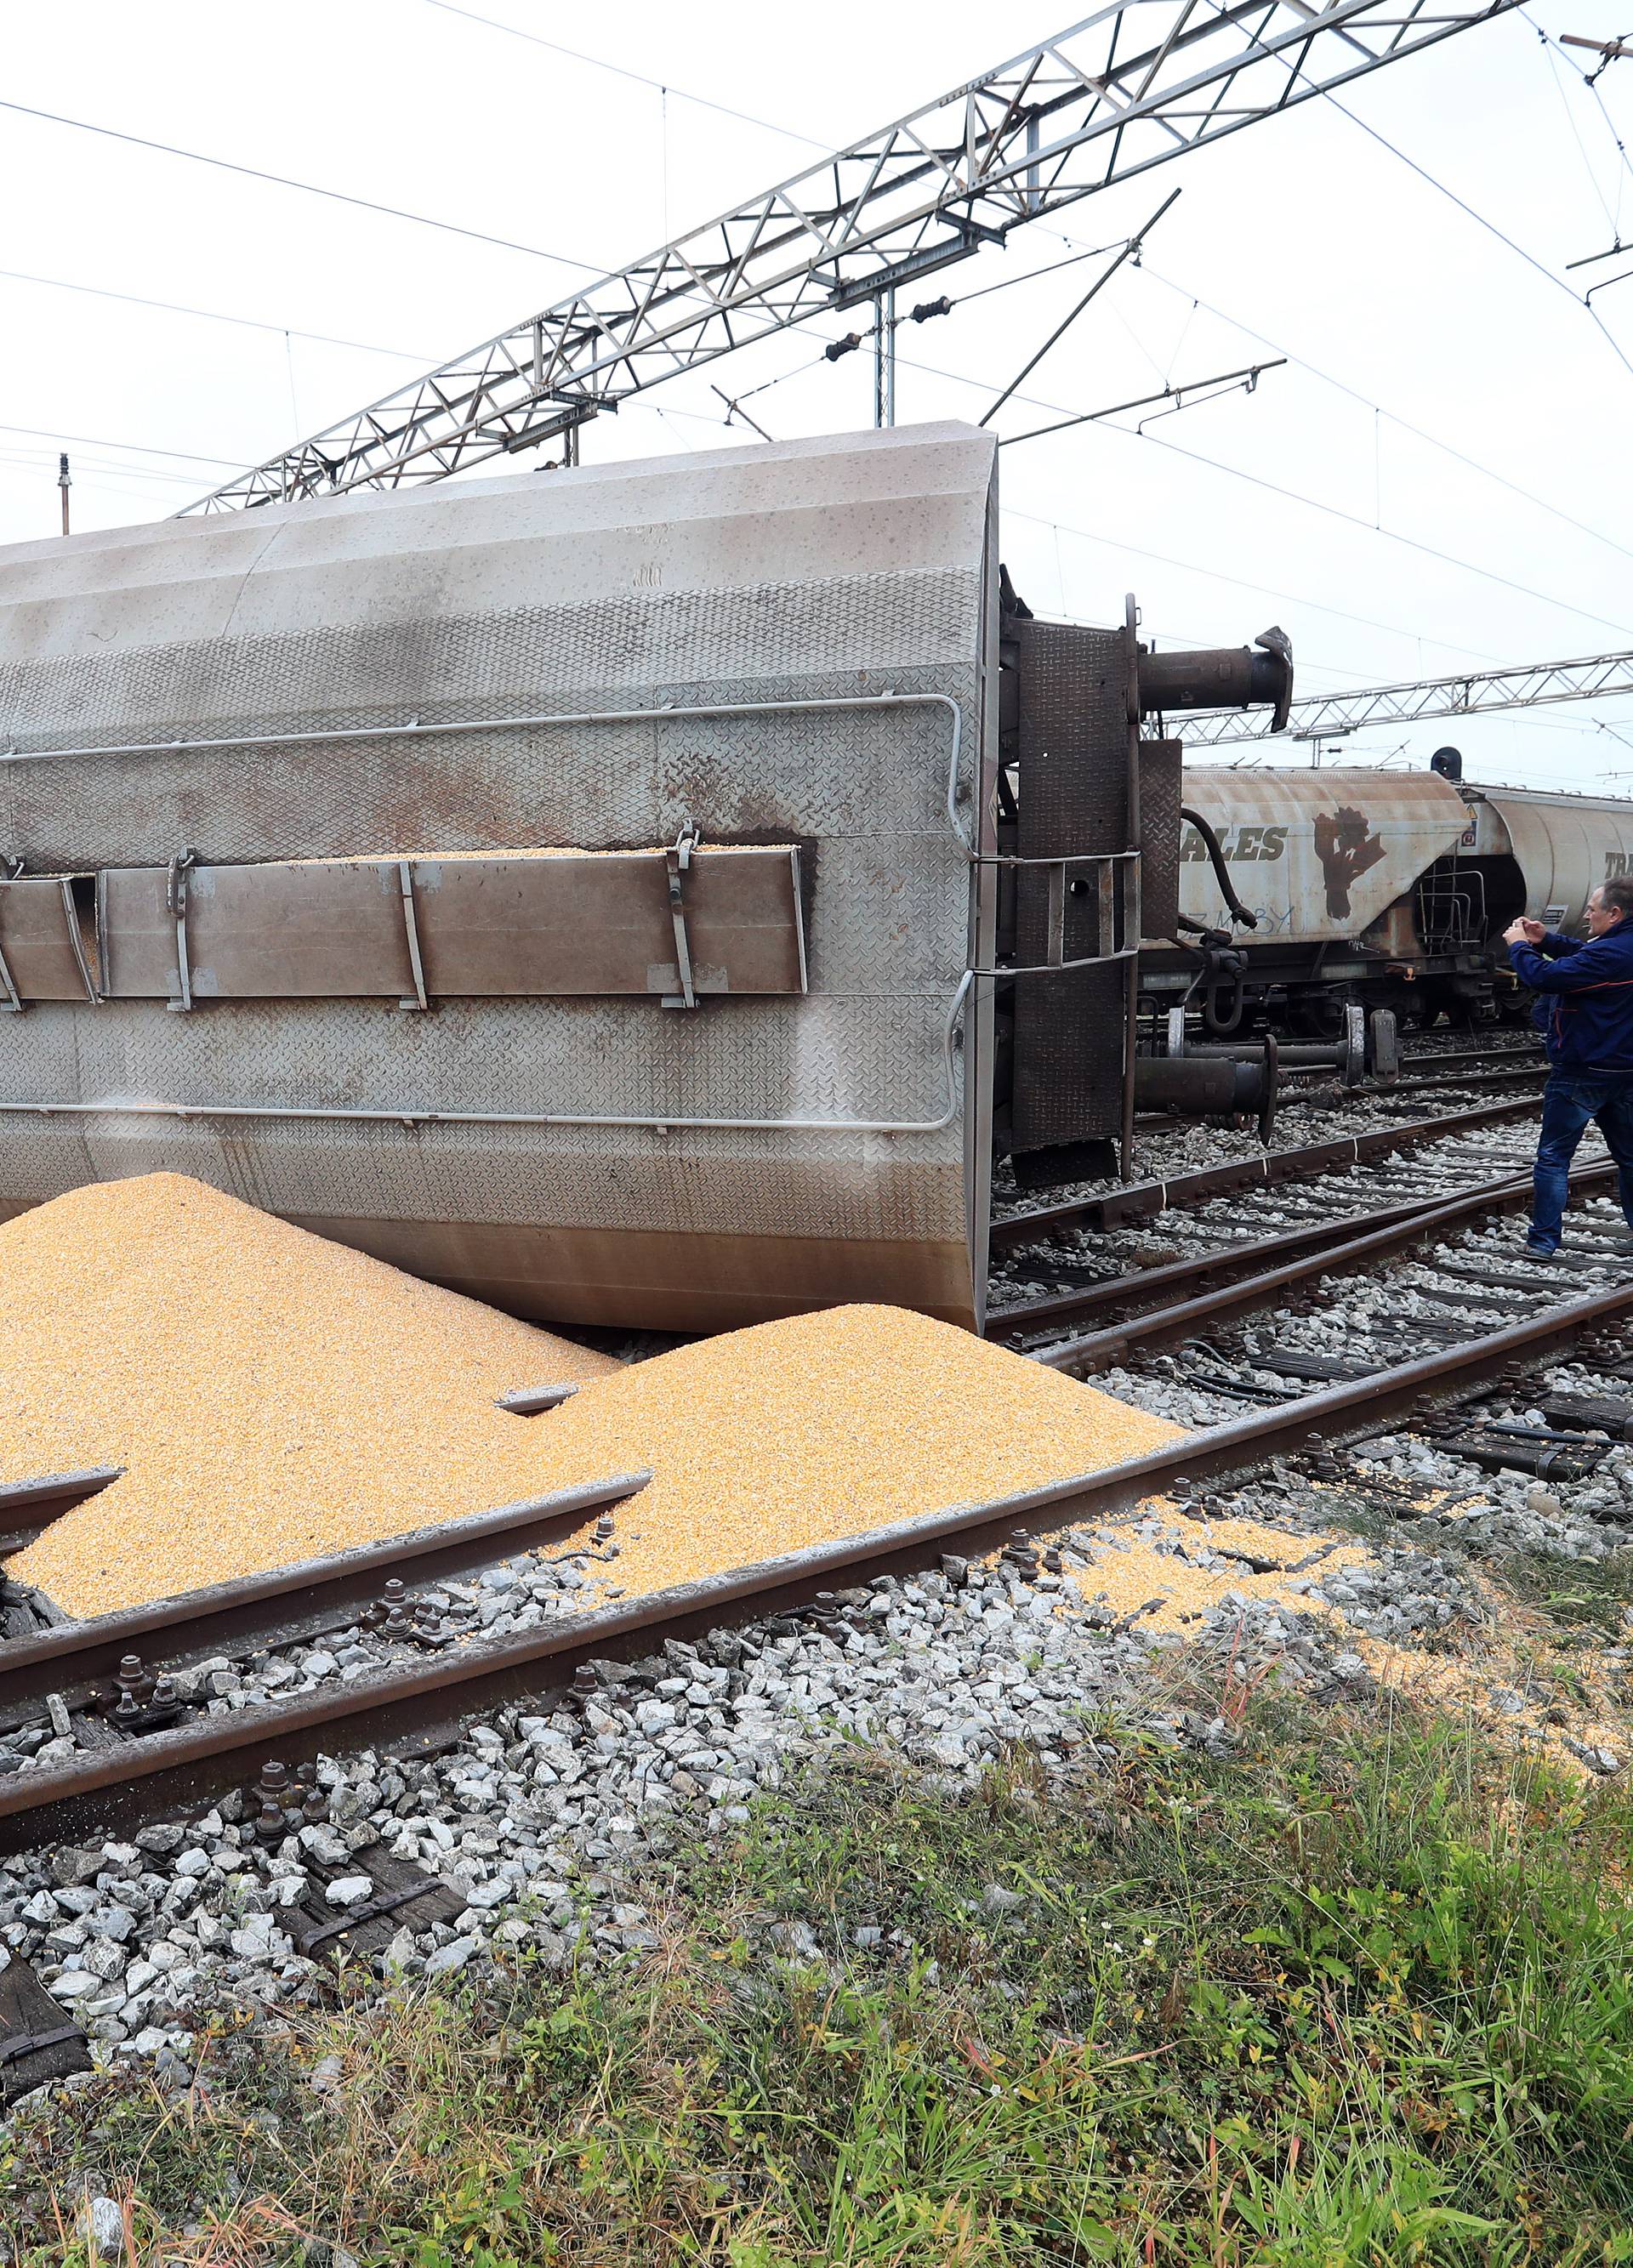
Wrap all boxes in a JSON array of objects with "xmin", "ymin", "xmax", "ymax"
[{"xmin": 1505, "ymin": 876, "xmax": 1633, "ymax": 1259}]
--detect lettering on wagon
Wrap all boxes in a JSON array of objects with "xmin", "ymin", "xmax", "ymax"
[{"xmin": 1178, "ymin": 823, "xmax": 1289, "ymax": 864}]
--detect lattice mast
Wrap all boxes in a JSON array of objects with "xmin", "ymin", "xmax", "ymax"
[
  {"xmin": 179, "ymin": 0, "xmax": 1520, "ymax": 513},
  {"xmin": 1176, "ymin": 650, "xmax": 1633, "ymax": 747}
]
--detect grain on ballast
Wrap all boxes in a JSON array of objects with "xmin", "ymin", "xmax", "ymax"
[
  {"xmin": 4, "ymin": 1174, "xmax": 617, "ymax": 1617},
  {"xmin": 7, "ymin": 1189, "xmax": 1183, "ymax": 1616},
  {"xmin": 507, "ymin": 1304, "xmax": 1185, "ymax": 1604},
  {"xmin": 1059, "ymin": 1509, "xmax": 1370, "ymax": 1635}
]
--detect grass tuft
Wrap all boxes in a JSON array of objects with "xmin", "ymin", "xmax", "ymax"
[{"xmin": 1495, "ymin": 1547, "xmax": 1633, "ymax": 1641}]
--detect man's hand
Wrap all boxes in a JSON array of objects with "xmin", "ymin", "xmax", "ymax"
[{"xmin": 1505, "ymin": 916, "xmax": 1545, "ymax": 947}]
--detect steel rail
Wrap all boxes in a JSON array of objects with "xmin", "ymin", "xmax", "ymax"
[
  {"xmin": 0, "ymin": 1470, "xmax": 120, "ymax": 1558},
  {"xmin": 0, "ymin": 1276, "xmax": 1624, "ymax": 1855},
  {"xmin": 990, "ymin": 1093, "xmax": 1546, "ymax": 1245},
  {"xmin": 1033, "ymin": 1162, "xmax": 1617, "ymax": 1375},
  {"xmin": 1397, "ymin": 1044, "xmax": 1545, "ymax": 1074},
  {"xmin": 1389, "ymin": 1064, "xmax": 1550, "ymax": 1100},
  {"xmin": 986, "ymin": 1179, "xmax": 1522, "ymax": 1341},
  {"xmin": 0, "ymin": 1474, "xmax": 649, "ymax": 1722}
]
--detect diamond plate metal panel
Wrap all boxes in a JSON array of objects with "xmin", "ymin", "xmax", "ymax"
[
  {"xmin": 0, "ymin": 429, "xmax": 1000, "ymax": 1326},
  {"xmin": 1011, "ymin": 618, "xmax": 1130, "ymax": 1151},
  {"xmin": 0, "ymin": 1110, "xmax": 964, "ymax": 1237},
  {"xmin": 0, "ymin": 567, "xmax": 981, "ymax": 756},
  {"xmin": 0, "ymin": 670, "xmax": 976, "ymax": 874},
  {"xmin": 0, "ymin": 991, "xmax": 958, "ymax": 1122},
  {"xmin": 1140, "ymin": 739, "xmax": 1182, "ymax": 944}
]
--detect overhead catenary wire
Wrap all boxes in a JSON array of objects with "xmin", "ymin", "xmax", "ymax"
[
  {"xmin": 1539, "ymin": 23, "xmax": 1621, "ymax": 235},
  {"xmin": 633, "ymin": 309, "xmax": 1626, "ymax": 665},
  {"xmin": 1131, "ymin": 264, "xmax": 1633, "ymax": 570},
  {"xmin": 0, "ymin": 95, "xmax": 604, "ymax": 271},
  {"xmin": 0, "ymin": 444, "xmax": 201, "ymax": 490},
  {"xmin": 702, "ymin": 236, "xmax": 1151, "ymax": 424},
  {"xmin": 1527, "ymin": 9, "xmax": 1633, "ymax": 197},
  {"xmin": 1317, "ymin": 87, "xmax": 1633, "ymax": 384},
  {"xmin": 868, "ymin": 331, "xmax": 1633, "ymax": 645},
  {"xmin": 997, "ymin": 361, "xmax": 1285, "ymax": 448},
  {"xmin": 1004, "ymin": 504, "xmax": 1513, "ymax": 669},
  {"xmin": 0, "ymin": 264, "xmax": 435, "ymax": 363},
  {"xmin": 0, "ymin": 421, "xmax": 243, "ymax": 469},
  {"xmin": 978, "ymin": 194, "xmax": 1180, "ymax": 428},
  {"xmin": 0, "ymin": 458, "xmax": 209, "ymax": 512},
  {"xmin": 3, "ymin": 7, "xmax": 1616, "ymax": 718},
  {"xmin": 1124, "ymin": 419, "xmax": 1633, "ymax": 642},
  {"xmin": 930, "ymin": 232, "xmax": 1142, "ymax": 311},
  {"xmin": 416, "ymin": 0, "xmax": 830, "ymax": 146}
]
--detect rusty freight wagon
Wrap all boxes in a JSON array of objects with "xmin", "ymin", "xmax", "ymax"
[
  {"xmin": 0, "ymin": 422, "xmax": 1286, "ymax": 1333},
  {"xmin": 1147, "ymin": 758, "xmax": 1633, "ymax": 1034}
]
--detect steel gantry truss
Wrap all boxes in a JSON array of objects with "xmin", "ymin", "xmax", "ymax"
[
  {"xmin": 1175, "ymin": 648, "xmax": 1633, "ymax": 746},
  {"xmin": 180, "ymin": 0, "xmax": 1520, "ymax": 513}
]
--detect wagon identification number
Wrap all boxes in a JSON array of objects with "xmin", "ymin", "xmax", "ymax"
[{"xmin": 1179, "ymin": 824, "xmax": 1289, "ymax": 863}]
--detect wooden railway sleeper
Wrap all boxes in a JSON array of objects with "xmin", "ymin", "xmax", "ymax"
[{"xmin": 0, "ymin": 1952, "xmax": 90, "ymax": 2106}]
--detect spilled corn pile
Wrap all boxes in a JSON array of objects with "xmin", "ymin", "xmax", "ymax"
[
  {"xmin": 3, "ymin": 1174, "xmax": 1181, "ymax": 1619},
  {"xmin": 532, "ymin": 1306, "xmax": 1180, "ymax": 1606},
  {"xmin": 1, "ymin": 1174, "xmax": 617, "ymax": 1616}
]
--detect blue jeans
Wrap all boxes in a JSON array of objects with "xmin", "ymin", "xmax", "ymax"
[{"xmin": 1530, "ymin": 1069, "xmax": 1633, "ymax": 1248}]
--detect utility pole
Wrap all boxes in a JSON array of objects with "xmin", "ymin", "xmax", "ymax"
[
  {"xmin": 57, "ymin": 452, "xmax": 71, "ymax": 537},
  {"xmin": 873, "ymin": 288, "xmax": 896, "ymax": 429}
]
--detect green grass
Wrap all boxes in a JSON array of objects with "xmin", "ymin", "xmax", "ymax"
[
  {"xmin": 6, "ymin": 1690, "xmax": 1633, "ymax": 2265},
  {"xmin": 1494, "ymin": 1548, "xmax": 1633, "ymax": 1643}
]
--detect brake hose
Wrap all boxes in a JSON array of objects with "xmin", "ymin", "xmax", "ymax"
[{"xmin": 1181, "ymin": 806, "xmax": 1258, "ymax": 930}]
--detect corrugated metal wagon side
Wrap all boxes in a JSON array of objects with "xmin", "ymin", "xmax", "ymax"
[{"xmin": 0, "ymin": 424, "xmax": 999, "ymax": 1333}]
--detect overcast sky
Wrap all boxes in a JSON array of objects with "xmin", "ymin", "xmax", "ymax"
[{"xmin": 3, "ymin": 0, "xmax": 1631, "ymax": 792}]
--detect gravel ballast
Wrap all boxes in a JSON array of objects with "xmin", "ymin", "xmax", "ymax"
[{"xmin": 4, "ymin": 1341, "xmax": 1629, "ymax": 2104}]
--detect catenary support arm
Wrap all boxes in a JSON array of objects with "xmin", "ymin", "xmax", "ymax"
[
  {"xmin": 179, "ymin": 0, "xmax": 1520, "ymax": 513},
  {"xmin": 1178, "ymin": 647, "xmax": 1633, "ymax": 747}
]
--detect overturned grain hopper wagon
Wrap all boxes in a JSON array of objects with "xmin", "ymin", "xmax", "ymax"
[{"xmin": 0, "ymin": 423, "xmax": 1286, "ymax": 1331}]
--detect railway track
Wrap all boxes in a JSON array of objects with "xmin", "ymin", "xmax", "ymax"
[
  {"xmin": 0, "ymin": 1060, "xmax": 1616, "ymax": 1950},
  {"xmin": 0, "ymin": 1255, "xmax": 1627, "ymax": 1861},
  {"xmin": 987, "ymin": 1161, "xmax": 1610, "ymax": 1349},
  {"xmin": 991, "ymin": 1092, "xmax": 1550, "ymax": 1247},
  {"xmin": 991, "ymin": 1071, "xmax": 1631, "ymax": 1441},
  {"xmin": 1401, "ymin": 1028, "xmax": 1544, "ymax": 1058},
  {"xmin": 1016, "ymin": 1162, "xmax": 1619, "ymax": 1373},
  {"xmin": 0, "ymin": 1098, "xmax": 1562, "ymax": 1827}
]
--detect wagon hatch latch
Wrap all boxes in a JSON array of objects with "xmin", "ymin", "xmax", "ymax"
[
  {"xmin": 663, "ymin": 821, "xmax": 703, "ymax": 1009},
  {"xmin": 166, "ymin": 848, "xmax": 198, "ymax": 1012}
]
